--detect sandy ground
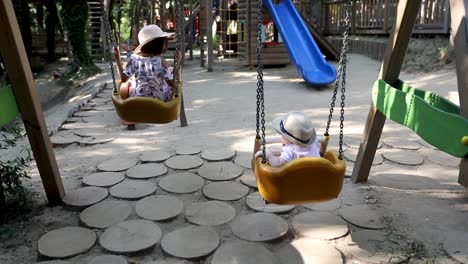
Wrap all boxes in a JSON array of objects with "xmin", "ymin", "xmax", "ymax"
[{"xmin": 0, "ymin": 53, "xmax": 467, "ymax": 263}]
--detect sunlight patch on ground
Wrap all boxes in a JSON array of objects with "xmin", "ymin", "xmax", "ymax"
[{"xmin": 68, "ymin": 93, "xmax": 92, "ymax": 103}]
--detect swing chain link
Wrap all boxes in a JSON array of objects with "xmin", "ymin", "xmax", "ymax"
[
  {"xmin": 174, "ymin": 0, "xmax": 182, "ymax": 97},
  {"xmin": 338, "ymin": 0, "xmax": 351, "ymax": 159},
  {"xmin": 256, "ymin": 0, "xmax": 266, "ymax": 162},
  {"xmin": 325, "ymin": 0, "xmax": 351, "ymax": 160},
  {"xmin": 100, "ymin": 0, "xmax": 118, "ymax": 94}
]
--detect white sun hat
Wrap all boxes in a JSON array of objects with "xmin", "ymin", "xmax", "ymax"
[
  {"xmin": 272, "ymin": 111, "xmax": 317, "ymax": 147},
  {"xmin": 134, "ymin": 25, "xmax": 175, "ymax": 54}
]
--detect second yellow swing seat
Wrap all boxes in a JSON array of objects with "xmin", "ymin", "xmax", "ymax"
[
  {"xmin": 111, "ymin": 80, "xmax": 182, "ymax": 124},
  {"xmin": 253, "ymin": 151, "xmax": 346, "ymax": 205}
]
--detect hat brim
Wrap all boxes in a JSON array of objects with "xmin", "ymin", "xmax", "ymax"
[
  {"xmin": 272, "ymin": 115, "xmax": 316, "ymax": 147},
  {"xmin": 134, "ymin": 32, "xmax": 176, "ymax": 54}
]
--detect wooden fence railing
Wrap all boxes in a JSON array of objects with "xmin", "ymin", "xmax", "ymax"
[{"xmin": 321, "ymin": 0, "xmax": 450, "ymax": 35}]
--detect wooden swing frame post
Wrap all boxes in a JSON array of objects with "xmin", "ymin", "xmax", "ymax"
[
  {"xmin": 0, "ymin": 0, "xmax": 64, "ymax": 204},
  {"xmin": 449, "ymin": 0, "xmax": 468, "ymax": 187},
  {"xmin": 352, "ymin": 0, "xmax": 468, "ymax": 187}
]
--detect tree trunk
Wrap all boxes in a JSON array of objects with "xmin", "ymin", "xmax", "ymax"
[
  {"xmin": 61, "ymin": 0, "xmax": 99, "ymax": 74},
  {"xmin": 36, "ymin": 3, "xmax": 44, "ymax": 30},
  {"xmin": 12, "ymin": 0, "xmax": 33, "ymax": 60},
  {"xmin": 45, "ymin": 0, "xmax": 58, "ymax": 62}
]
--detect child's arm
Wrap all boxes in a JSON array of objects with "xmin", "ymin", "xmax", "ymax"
[
  {"xmin": 254, "ymin": 149, "xmax": 288, "ymax": 167},
  {"xmin": 265, "ymin": 135, "xmax": 282, "ymax": 144},
  {"xmin": 113, "ymin": 47, "xmax": 129, "ymax": 82},
  {"xmin": 161, "ymin": 58, "xmax": 176, "ymax": 89}
]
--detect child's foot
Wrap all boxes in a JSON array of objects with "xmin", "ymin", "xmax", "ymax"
[{"xmin": 127, "ymin": 124, "xmax": 136, "ymax": 130}]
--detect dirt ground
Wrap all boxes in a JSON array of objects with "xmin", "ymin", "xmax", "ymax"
[{"xmin": 0, "ymin": 53, "xmax": 467, "ymax": 264}]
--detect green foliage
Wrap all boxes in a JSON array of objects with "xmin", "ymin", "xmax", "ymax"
[
  {"xmin": 403, "ymin": 37, "xmax": 454, "ymax": 73},
  {"xmin": 59, "ymin": 0, "xmax": 101, "ymax": 78},
  {"xmin": 0, "ymin": 125, "xmax": 32, "ymax": 224}
]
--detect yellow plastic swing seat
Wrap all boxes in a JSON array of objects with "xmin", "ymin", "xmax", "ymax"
[
  {"xmin": 111, "ymin": 81, "xmax": 182, "ymax": 124},
  {"xmin": 253, "ymin": 151, "xmax": 346, "ymax": 205}
]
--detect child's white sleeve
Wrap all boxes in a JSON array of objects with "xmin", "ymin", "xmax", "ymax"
[{"xmin": 265, "ymin": 135, "xmax": 282, "ymax": 144}]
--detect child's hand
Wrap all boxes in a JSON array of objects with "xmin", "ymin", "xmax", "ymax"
[{"xmin": 254, "ymin": 151, "xmax": 263, "ymax": 159}]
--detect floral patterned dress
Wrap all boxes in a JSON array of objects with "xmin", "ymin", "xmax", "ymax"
[{"xmin": 123, "ymin": 54, "xmax": 174, "ymax": 102}]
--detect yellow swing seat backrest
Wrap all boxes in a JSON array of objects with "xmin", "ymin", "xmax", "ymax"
[
  {"xmin": 111, "ymin": 80, "xmax": 182, "ymax": 124},
  {"xmin": 253, "ymin": 151, "xmax": 346, "ymax": 205}
]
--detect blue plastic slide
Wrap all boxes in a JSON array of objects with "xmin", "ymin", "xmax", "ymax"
[{"xmin": 263, "ymin": 0, "xmax": 337, "ymax": 86}]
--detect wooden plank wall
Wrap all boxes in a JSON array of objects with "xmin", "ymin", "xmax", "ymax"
[
  {"xmin": 322, "ymin": 0, "xmax": 450, "ymax": 35},
  {"xmin": 238, "ymin": 0, "xmax": 291, "ymax": 66}
]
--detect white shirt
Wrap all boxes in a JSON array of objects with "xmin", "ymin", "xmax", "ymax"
[{"xmin": 264, "ymin": 139, "xmax": 321, "ymax": 167}]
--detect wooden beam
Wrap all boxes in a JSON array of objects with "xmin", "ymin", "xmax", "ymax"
[
  {"xmin": 351, "ymin": 0, "xmax": 422, "ymax": 183},
  {"xmin": 449, "ymin": 0, "xmax": 468, "ymax": 187},
  {"xmin": 0, "ymin": 0, "xmax": 64, "ymax": 204}
]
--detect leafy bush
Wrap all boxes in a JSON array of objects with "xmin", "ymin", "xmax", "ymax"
[{"xmin": 0, "ymin": 125, "xmax": 32, "ymax": 224}]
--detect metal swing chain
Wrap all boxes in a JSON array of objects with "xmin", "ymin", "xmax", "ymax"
[
  {"xmin": 324, "ymin": 0, "xmax": 351, "ymax": 160},
  {"xmin": 338, "ymin": 5, "xmax": 350, "ymax": 160},
  {"xmin": 100, "ymin": 1, "xmax": 118, "ymax": 94},
  {"xmin": 173, "ymin": 0, "xmax": 182, "ymax": 97},
  {"xmin": 255, "ymin": 0, "xmax": 266, "ymax": 162}
]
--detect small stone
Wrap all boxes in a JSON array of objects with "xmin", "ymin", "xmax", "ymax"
[
  {"xmin": 197, "ymin": 162, "xmax": 243, "ymax": 181},
  {"xmin": 339, "ymin": 204, "xmax": 388, "ymax": 229},
  {"xmin": 341, "ymin": 229, "xmax": 406, "ymax": 263},
  {"xmin": 38, "ymin": 227, "xmax": 96, "ymax": 258},
  {"xmin": 424, "ymin": 150, "xmax": 460, "ymax": 167},
  {"xmin": 88, "ymin": 254, "xmax": 128, "ymax": 264},
  {"xmin": 158, "ymin": 172, "xmax": 205, "ymax": 194},
  {"xmin": 140, "ymin": 150, "xmax": 173, "ymax": 163},
  {"xmin": 201, "ymin": 149, "xmax": 236, "ymax": 161},
  {"xmin": 292, "ymin": 211, "xmax": 349, "ymax": 240},
  {"xmin": 126, "ymin": 163, "xmax": 168, "ymax": 179},
  {"xmin": 165, "ymin": 155, "xmax": 204, "ymax": 170},
  {"xmin": 50, "ymin": 135, "xmax": 81, "ymax": 146},
  {"xmin": 344, "ymin": 148, "xmax": 383, "ymax": 165},
  {"xmin": 136, "ymin": 195, "xmax": 184, "ymax": 221},
  {"xmin": 211, "ymin": 242, "xmax": 278, "ymax": 264},
  {"xmin": 62, "ymin": 187, "xmax": 108, "ymax": 210},
  {"xmin": 175, "ymin": 146, "xmax": 201, "ymax": 155},
  {"xmin": 234, "ymin": 154, "xmax": 253, "ymax": 168},
  {"xmin": 110, "ymin": 180, "xmax": 157, "ymax": 199},
  {"xmin": 246, "ymin": 192, "xmax": 295, "ymax": 213},
  {"xmin": 382, "ymin": 149, "xmax": 424, "ymax": 165},
  {"xmin": 383, "ymin": 137, "xmax": 421, "ymax": 150},
  {"xmin": 161, "ymin": 226, "xmax": 220, "ymax": 259},
  {"xmin": 99, "ymin": 219, "xmax": 162, "ymax": 254},
  {"xmin": 85, "ymin": 136, "xmax": 115, "ymax": 145},
  {"xmin": 231, "ymin": 212, "xmax": 288, "ymax": 242},
  {"xmin": 186, "ymin": 200, "xmax": 236, "ymax": 226},
  {"xmin": 80, "ymin": 200, "xmax": 132, "ymax": 229},
  {"xmin": 303, "ymin": 198, "xmax": 342, "ymax": 211},
  {"xmin": 277, "ymin": 238, "xmax": 343, "ymax": 264},
  {"xmin": 97, "ymin": 158, "xmax": 138, "ymax": 172},
  {"xmin": 240, "ymin": 169, "xmax": 257, "ymax": 188},
  {"xmin": 203, "ymin": 181, "xmax": 249, "ymax": 201},
  {"xmin": 64, "ymin": 117, "xmax": 82, "ymax": 123},
  {"xmin": 82, "ymin": 172, "xmax": 125, "ymax": 187}
]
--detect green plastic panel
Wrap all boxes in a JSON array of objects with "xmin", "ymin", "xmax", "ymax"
[
  {"xmin": 372, "ymin": 79, "xmax": 468, "ymax": 158},
  {"xmin": 0, "ymin": 86, "xmax": 19, "ymax": 127}
]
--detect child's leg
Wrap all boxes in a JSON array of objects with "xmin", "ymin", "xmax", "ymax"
[{"xmin": 119, "ymin": 80, "xmax": 131, "ymax": 99}]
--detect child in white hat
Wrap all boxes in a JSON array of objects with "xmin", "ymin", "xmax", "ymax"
[
  {"xmin": 113, "ymin": 24, "xmax": 175, "ymax": 101},
  {"xmin": 254, "ymin": 111, "xmax": 322, "ymax": 167}
]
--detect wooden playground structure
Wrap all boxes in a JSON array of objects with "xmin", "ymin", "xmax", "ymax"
[{"xmin": 0, "ymin": 0, "xmax": 467, "ymax": 205}]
